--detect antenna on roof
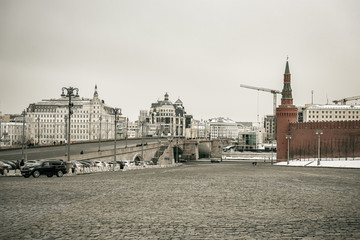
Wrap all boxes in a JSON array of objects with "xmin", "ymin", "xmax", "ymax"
[
  {"xmin": 326, "ymin": 93, "xmax": 329, "ymax": 105},
  {"xmin": 311, "ymin": 90, "xmax": 314, "ymax": 104}
]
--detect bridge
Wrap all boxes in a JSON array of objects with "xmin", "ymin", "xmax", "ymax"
[
  {"xmin": 0, "ymin": 138, "xmax": 224, "ymax": 165},
  {"xmin": 68, "ymin": 138, "xmax": 223, "ymax": 165}
]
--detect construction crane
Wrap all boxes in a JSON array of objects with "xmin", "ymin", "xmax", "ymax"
[
  {"xmin": 332, "ymin": 96, "xmax": 360, "ymax": 105},
  {"xmin": 240, "ymin": 84, "xmax": 281, "ymax": 117}
]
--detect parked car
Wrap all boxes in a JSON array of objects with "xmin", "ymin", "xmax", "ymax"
[
  {"xmin": 21, "ymin": 159, "xmax": 67, "ymax": 178},
  {"xmin": 104, "ymin": 162, "xmax": 113, "ymax": 167},
  {"xmin": 80, "ymin": 160, "xmax": 95, "ymax": 167},
  {"xmin": 0, "ymin": 163, "xmax": 9, "ymax": 175},
  {"xmin": 94, "ymin": 161, "xmax": 105, "ymax": 167},
  {"xmin": 24, "ymin": 160, "xmax": 40, "ymax": 167},
  {"xmin": 122, "ymin": 160, "xmax": 135, "ymax": 167},
  {"xmin": 1, "ymin": 160, "xmax": 17, "ymax": 170},
  {"xmin": 0, "ymin": 161, "xmax": 13, "ymax": 170},
  {"xmin": 71, "ymin": 161, "xmax": 84, "ymax": 172},
  {"xmin": 144, "ymin": 160, "xmax": 154, "ymax": 165},
  {"xmin": 78, "ymin": 161, "xmax": 92, "ymax": 168}
]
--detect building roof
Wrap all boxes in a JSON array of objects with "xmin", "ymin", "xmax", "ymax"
[
  {"xmin": 175, "ymin": 99, "xmax": 183, "ymax": 105},
  {"xmin": 208, "ymin": 117, "xmax": 236, "ymax": 124},
  {"xmin": 306, "ymin": 104, "xmax": 360, "ymax": 110}
]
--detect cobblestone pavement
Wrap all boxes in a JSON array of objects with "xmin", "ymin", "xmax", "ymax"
[{"xmin": 1, "ymin": 161, "xmax": 359, "ymax": 239}]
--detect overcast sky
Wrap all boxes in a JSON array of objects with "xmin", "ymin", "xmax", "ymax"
[{"xmin": 1, "ymin": 0, "xmax": 359, "ymax": 122}]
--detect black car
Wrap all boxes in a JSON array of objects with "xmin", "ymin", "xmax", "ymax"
[
  {"xmin": 21, "ymin": 159, "xmax": 67, "ymax": 178},
  {"xmin": 210, "ymin": 158, "xmax": 221, "ymax": 163}
]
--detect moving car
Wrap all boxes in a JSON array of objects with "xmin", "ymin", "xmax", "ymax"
[{"xmin": 210, "ymin": 158, "xmax": 221, "ymax": 163}]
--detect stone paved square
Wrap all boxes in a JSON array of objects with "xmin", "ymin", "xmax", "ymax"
[{"xmin": 0, "ymin": 161, "xmax": 359, "ymax": 239}]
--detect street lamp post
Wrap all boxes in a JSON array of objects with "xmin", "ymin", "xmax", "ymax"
[
  {"xmin": 21, "ymin": 109, "xmax": 26, "ymax": 160},
  {"xmin": 271, "ymin": 140, "xmax": 274, "ymax": 165},
  {"xmin": 0, "ymin": 120, "xmax": 2, "ymax": 148},
  {"xmin": 61, "ymin": 87, "xmax": 79, "ymax": 162},
  {"xmin": 316, "ymin": 130, "xmax": 323, "ymax": 166},
  {"xmin": 98, "ymin": 116, "xmax": 102, "ymax": 152},
  {"xmin": 141, "ymin": 121, "xmax": 145, "ymax": 164},
  {"xmin": 168, "ymin": 137, "xmax": 173, "ymax": 164},
  {"xmin": 176, "ymin": 138, "xmax": 179, "ymax": 163},
  {"xmin": 37, "ymin": 116, "xmax": 40, "ymax": 145},
  {"xmin": 106, "ymin": 119, "xmax": 109, "ymax": 140},
  {"xmin": 125, "ymin": 118, "xmax": 128, "ymax": 148},
  {"xmin": 286, "ymin": 135, "xmax": 291, "ymax": 165},
  {"xmin": 64, "ymin": 116, "xmax": 68, "ymax": 156},
  {"xmin": 113, "ymin": 108, "xmax": 121, "ymax": 170}
]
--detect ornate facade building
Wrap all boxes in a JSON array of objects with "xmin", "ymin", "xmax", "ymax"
[
  {"xmin": 148, "ymin": 93, "xmax": 189, "ymax": 137},
  {"xmin": 25, "ymin": 85, "xmax": 119, "ymax": 145}
]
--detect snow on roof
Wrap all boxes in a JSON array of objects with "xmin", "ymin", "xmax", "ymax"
[
  {"xmin": 209, "ymin": 117, "xmax": 235, "ymax": 123},
  {"xmin": 306, "ymin": 104, "xmax": 360, "ymax": 110}
]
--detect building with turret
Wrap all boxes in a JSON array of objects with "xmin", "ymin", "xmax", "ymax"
[
  {"xmin": 276, "ymin": 60, "xmax": 298, "ymax": 161},
  {"xmin": 148, "ymin": 93, "xmax": 190, "ymax": 137},
  {"xmin": 276, "ymin": 60, "xmax": 360, "ymax": 161}
]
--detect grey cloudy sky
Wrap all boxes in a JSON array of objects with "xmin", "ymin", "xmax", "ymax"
[{"xmin": 1, "ymin": 0, "xmax": 359, "ymax": 122}]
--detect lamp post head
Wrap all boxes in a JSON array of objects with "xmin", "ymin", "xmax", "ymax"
[
  {"xmin": 316, "ymin": 130, "xmax": 323, "ymax": 135},
  {"xmin": 61, "ymin": 87, "xmax": 79, "ymax": 97},
  {"xmin": 286, "ymin": 135, "xmax": 291, "ymax": 140},
  {"xmin": 113, "ymin": 108, "xmax": 121, "ymax": 115}
]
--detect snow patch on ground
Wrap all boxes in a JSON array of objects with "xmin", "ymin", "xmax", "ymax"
[{"xmin": 275, "ymin": 158, "xmax": 360, "ymax": 168}]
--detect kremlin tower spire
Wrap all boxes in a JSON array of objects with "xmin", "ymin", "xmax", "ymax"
[
  {"xmin": 276, "ymin": 58, "xmax": 298, "ymax": 161},
  {"xmin": 281, "ymin": 59, "xmax": 293, "ymax": 105}
]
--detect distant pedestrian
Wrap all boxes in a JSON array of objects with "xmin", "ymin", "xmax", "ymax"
[{"xmin": 80, "ymin": 150, "xmax": 84, "ymax": 154}]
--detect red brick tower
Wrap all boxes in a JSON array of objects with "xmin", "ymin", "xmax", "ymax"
[{"xmin": 276, "ymin": 59, "xmax": 298, "ymax": 161}]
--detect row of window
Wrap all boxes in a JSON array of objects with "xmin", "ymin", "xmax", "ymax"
[
  {"xmin": 35, "ymin": 123, "xmax": 105, "ymax": 128},
  {"xmin": 35, "ymin": 135, "xmax": 90, "ymax": 140},
  {"xmin": 30, "ymin": 114, "xmax": 106, "ymax": 119},
  {"xmin": 308, "ymin": 115, "xmax": 359, "ymax": 119},
  {"xmin": 35, "ymin": 105, "xmax": 101, "ymax": 113},
  {"xmin": 308, "ymin": 110, "xmax": 359, "ymax": 114}
]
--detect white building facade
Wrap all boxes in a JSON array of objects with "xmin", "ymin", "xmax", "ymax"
[
  {"xmin": 25, "ymin": 85, "xmax": 120, "ymax": 145},
  {"xmin": 303, "ymin": 104, "xmax": 360, "ymax": 122},
  {"xmin": 208, "ymin": 117, "xmax": 239, "ymax": 139},
  {"xmin": 0, "ymin": 121, "xmax": 24, "ymax": 147}
]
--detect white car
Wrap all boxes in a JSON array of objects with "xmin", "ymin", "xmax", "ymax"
[
  {"xmin": 94, "ymin": 161, "xmax": 105, "ymax": 167},
  {"xmin": 103, "ymin": 162, "xmax": 112, "ymax": 167},
  {"xmin": 122, "ymin": 161, "xmax": 133, "ymax": 167},
  {"xmin": 24, "ymin": 160, "xmax": 40, "ymax": 167}
]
